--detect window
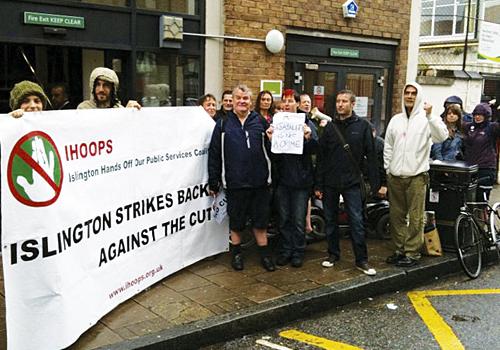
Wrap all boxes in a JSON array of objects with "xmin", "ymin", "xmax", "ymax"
[
  {"xmin": 136, "ymin": 52, "xmax": 200, "ymax": 107},
  {"xmin": 136, "ymin": 0, "xmax": 197, "ymax": 15},
  {"xmin": 421, "ymin": 0, "xmax": 477, "ymax": 39}
]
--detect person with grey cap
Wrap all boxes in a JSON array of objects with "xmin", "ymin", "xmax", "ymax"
[
  {"xmin": 8, "ymin": 80, "xmax": 49, "ymax": 118},
  {"xmin": 77, "ymin": 67, "xmax": 141, "ymax": 110},
  {"xmin": 463, "ymin": 102, "xmax": 500, "ymax": 201}
]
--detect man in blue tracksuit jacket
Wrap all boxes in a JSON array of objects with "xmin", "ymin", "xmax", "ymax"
[{"xmin": 208, "ymin": 84, "xmax": 275, "ymax": 272}]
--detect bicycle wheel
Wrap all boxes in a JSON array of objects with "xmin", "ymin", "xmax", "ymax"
[
  {"xmin": 454, "ymin": 214, "xmax": 482, "ymax": 279},
  {"xmin": 489, "ymin": 203, "xmax": 500, "ymax": 247}
]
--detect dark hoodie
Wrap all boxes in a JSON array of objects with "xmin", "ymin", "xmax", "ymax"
[
  {"xmin": 463, "ymin": 119, "xmax": 500, "ymax": 168},
  {"xmin": 441, "ymin": 95, "xmax": 472, "ymax": 122}
]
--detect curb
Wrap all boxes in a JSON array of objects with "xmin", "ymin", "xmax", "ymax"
[{"xmin": 99, "ymin": 253, "xmax": 464, "ymax": 350}]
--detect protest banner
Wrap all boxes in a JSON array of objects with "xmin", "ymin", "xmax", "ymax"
[
  {"xmin": 271, "ymin": 112, "xmax": 304, "ymax": 154},
  {"xmin": 0, "ymin": 106, "xmax": 229, "ymax": 350}
]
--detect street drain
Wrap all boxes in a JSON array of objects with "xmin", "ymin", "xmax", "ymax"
[{"xmin": 452, "ymin": 314, "xmax": 480, "ymax": 322}]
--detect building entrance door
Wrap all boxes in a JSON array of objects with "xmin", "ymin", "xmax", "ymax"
[{"xmin": 299, "ymin": 64, "xmax": 387, "ymax": 131}]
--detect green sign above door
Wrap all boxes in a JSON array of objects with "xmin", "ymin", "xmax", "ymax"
[
  {"xmin": 330, "ymin": 48, "xmax": 360, "ymax": 58},
  {"xmin": 24, "ymin": 12, "xmax": 85, "ymax": 29}
]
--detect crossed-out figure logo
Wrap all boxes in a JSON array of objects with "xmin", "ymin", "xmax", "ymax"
[{"xmin": 7, "ymin": 131, "xmax": 63, "ymax": 207}]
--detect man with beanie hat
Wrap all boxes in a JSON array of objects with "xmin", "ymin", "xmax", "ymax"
[
  {"xmin": 78, "ymin": 67, "xmax": 141, "ymax": 110},
  {"xmin": 9, "ymin": 80, "xmax": 49, "ymax": 118},
  {"xmin": 463, "ymin": 102, "xmax": 500, "ymax": 200}
]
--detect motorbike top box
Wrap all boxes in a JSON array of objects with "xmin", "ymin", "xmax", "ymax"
[{"xmin": 428, "ymin": 160, "xmax": 478, "ymax": 187}]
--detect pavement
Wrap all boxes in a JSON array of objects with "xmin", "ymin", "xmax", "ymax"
[{"xmin": 0, "ymin": 187, "xmax": 498, "ymax": 350}]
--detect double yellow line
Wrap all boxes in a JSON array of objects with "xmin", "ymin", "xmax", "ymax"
[
  {"xmin": 277, "ymin": 289, "xmax": 500, "ymax": 350},
  {"xmin": 408, "ymin": 289, "xmax": 500, "ymax": 350}
]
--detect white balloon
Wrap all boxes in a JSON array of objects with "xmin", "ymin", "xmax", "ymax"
[{"xmin": 265, "ymin": 30, "xmax": 284, "ymax": 54}]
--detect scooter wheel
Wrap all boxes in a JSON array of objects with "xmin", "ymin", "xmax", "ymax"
[
  {"xmin": 376, "ymin": 213, "xmax": 391, "ymax": 240},
  {"xmin": 310, "ymin": 209, "xmax": 326, "ymax": 240}
]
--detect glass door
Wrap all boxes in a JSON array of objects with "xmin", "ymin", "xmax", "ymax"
[{"xmin": 300, "ymin": 64, "xmax": 386, "ymax": 132}]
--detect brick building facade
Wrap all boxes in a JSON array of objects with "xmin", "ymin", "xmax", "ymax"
[{"xmin": 222, "ymin": 0, "xmax": 413, "ymax": 129}]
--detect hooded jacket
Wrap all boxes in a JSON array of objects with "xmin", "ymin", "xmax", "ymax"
[
  {"xmin": 384, "ymin": 82, "xmax": 448, "ymax": 177},
  {"xmin": 440, "ymin": 95, "xmax": 472, "ymax": 123},
  {"xmin": 463, "ymin": 116, "xmax": 500, "ymax": 169},
  {"xmin": 77, "ymin": 67, "xmax": 123, "ymax": 109}
]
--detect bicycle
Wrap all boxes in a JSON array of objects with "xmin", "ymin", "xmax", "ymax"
[{"xmin": 454, "ymin": 184, "xmax": 500, "ymax": 278}]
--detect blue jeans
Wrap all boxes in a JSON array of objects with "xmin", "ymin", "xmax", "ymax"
[
  {"xmin": 323, "ymin": 185, "xmax": 368, "ymax": 264},
  {"xmin": 277, "ymin": 185, "xmax": 309, "ymax": 259}
]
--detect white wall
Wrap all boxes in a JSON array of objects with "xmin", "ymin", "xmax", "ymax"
[
  {"xmin": 406, "ymin": 0, "xmax": 421, "ymax": 82},
  {"xmin": 420, "ymin": 80, "xmax": 482, "ymax": 115},
  {"xmin": 204, "ymin": 1, "xmax": 224, "ymax": 104},
  {"xmin": 81, "ymin": 49, "xmax": 104, "ymax": 100}
]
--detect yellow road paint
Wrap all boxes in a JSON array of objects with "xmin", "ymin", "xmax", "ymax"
[
  {"xmin": 280, "ymin": 329, "xmax": 364, "ymax": 350},
  {"xmin": 408, "ymin": 289, "xmax": 500, "ymax": 350}
]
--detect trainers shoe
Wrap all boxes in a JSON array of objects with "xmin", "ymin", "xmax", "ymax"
[
  {"xmin": 291, "ymin": 257, "xmax": 303, "ymax": 268},
  {"xmin": 395, "ymin": 256, "xmax": 418, "ymax": 267},
  {"xmin": 321, "ymin": 254, "xmax": 339, "ymax": 268},
  {"xmin": 386, "ymin": 253, "xmax": 405, "ymax": 265},
  {"xmin": 231, "ymin": 253, "xmax": 244, "ymax": 271},
  {"xmin": 276, "ymin": 255, "xmax": 291, "ymax": 266},
  {"xmin": 261, "ymin": 256, "xmax": 276, "ymax": 272},
  {"xmin": 356, "ymin": 262, "xmax": 377, "ymax": 276}
]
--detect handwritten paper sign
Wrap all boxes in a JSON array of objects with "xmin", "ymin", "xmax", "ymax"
[{"xmin": 271, "ymin": 112, "xmax": 304, "ymax": 155}]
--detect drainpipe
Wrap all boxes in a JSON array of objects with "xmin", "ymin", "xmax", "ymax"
[{"xmin": 461, "ymin": 0, "xmax": 472, "ymax": 71}]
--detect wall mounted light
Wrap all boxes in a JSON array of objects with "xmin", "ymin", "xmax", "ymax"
[{"xmin": 265, "ymin": 29, "xmax": 285, "ymax": 54}]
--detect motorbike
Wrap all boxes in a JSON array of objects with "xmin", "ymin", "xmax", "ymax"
[{"xmin": 337, "ymin": 195, "xmax": 390, "ymax": 240}]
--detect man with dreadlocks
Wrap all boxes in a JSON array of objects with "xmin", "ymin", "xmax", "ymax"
[{"xmin": 77, "ymin": 67, "xmax": 141, "ymax": 110}]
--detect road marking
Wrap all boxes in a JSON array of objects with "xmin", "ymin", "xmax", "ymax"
[
  {"xmin": 256, "ymin": 339, "xmax": 295, "ymax": 350},
  {"xmin": 280, "ymin": 329, "xmax": 364, "ymax": 350},
  {"xmin": 408, "ymin": 289, "xmax": 500, "ymax": 350}
]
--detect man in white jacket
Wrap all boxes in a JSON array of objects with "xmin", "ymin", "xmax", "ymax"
[
  {"xmin": 77, "ymin": 67, "xmax": 141, "ymax": 109},
  {"xmin": 384, "ymin": 82, "xmax": 448, "ymax": 267}
]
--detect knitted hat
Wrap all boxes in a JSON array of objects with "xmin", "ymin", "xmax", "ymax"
[
  {"xmin": 472, "ymin": 103, "xmax": 492, "ymax": 118},
  {"xmin": 9, "ymin": 80, "xmax": 48, "ymax": 110}
]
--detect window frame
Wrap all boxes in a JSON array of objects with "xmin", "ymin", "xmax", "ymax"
[{"xmin": 420, "ymin": 0, "xmax": 478, "ymax": 43}]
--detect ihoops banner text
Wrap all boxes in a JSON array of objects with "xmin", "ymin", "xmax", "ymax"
[{"xmin": 0, "ymin": 107, "xmax": 228, "ymax": 350}]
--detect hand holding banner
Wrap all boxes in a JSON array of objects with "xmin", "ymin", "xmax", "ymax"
[{"xmin": 212, "ymin": 190, "xmax": 228, "ymax": 224}]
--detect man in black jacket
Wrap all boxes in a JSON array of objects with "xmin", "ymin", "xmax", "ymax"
[
  {"xmin": 315, "ymin": 89, "xmax": 379, "ymax": 275},
  {"xmin": 208, "ymin": 84, "xmax": 275, "ymax": 272},
  {"xmin": 267, "ymin": 89, "xmax": 318, "ymax": 268}
]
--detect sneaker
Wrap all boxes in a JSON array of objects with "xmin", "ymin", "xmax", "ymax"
[
  {"xmin": 321, "ymin": 254, "xmax": 339, "ymax": 268},
  {"xmin": 231, "ymin": 254, "xmax": 244, "ymax": 271},
  {"xmin": 386, "ymin": 253, "xmax": 405, "ymax": 265},
  {"xmin": 395, "ymin": 256, "xmax": 418, "ymax": 267},
  {"xmin": 291, "ymin": 257, "xmax": 303, "ymax": 268},
  {"xmin": 261, "ymin": 256, "xmax": 276, "ymax": 272},
  {"xmin": 356, "ymin": 262, "xmax": 377, "ymax": 276},
  {"xmin": 276, "ymin": 255, "xmax": 291, "ymax": 266}
]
